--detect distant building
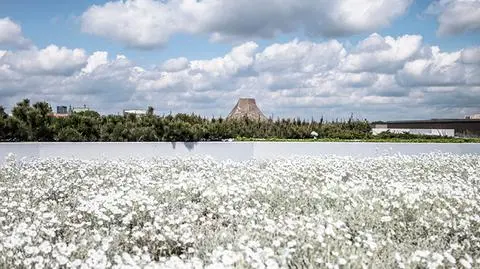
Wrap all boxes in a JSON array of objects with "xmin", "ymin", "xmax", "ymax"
[
  {"xmin": 372, "ymin": 127, "xmax": 455, "ymax": 137},
  {"xmin": 373, "ymin": 119, "xmax": 480, "ymax": 137},
  {"xmin": 123, "ymin": 109, "xmax": 147, "ymax": 116},
  {"xmin": 465, "ymin": 114, "xmax": 480, "ymax": 119},
  {"xmin": 71, "ymin": 105, "xmax": 90, "ymax": 113},
  {"xmin": 57, "ymin": 106, "xmax": 68, "ymax": 114},
  {"xmin": 227, "ymin": 98, "xmax": 267, "ymax": 121},
  {"xmin": 49, "ymin": 105, "xmax": 70, "ymax": 118}
]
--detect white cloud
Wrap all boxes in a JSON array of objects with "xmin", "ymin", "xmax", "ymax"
[
  {"xmin": 136, "ymin": 42, "xmax": 259, "ymax": 95},
  {"xmin": 81, "ymin": 0, "xmax": 413, "ymax": 48},
  {"xmin": 396, "ymin": 46, "xmax": 480, "ymax": 87},
  {"xmin": 81, "ymin": 0, "xmax": 179, "ymax": 49},
  {"xmin": 425, "ymin": 0, "xmax": 480, "ymax": 35},
  {"xmin": 255, "ymin": 39, "xmax": 345, "ymax": 74},
  {"xmin": 338, "ymin": 72, "xmax": 379, "ymax": 88},
  {"xmin": 82, "ymin": 51, "xmax": 109, "ymax": 73},
  {"xmin": 1, "ymin": 34, "xmax": 480, "ymax": 120},
  {"xmin": 461, "ymin": 47, "xmax": 480, "ymax": 64},
  {"xmin": 66, "ymin": 55, "xmax": 140, "ymax": 102},
  {"xmin": 0, "ymin": 17, "xmax": 31, "ymax": 49},
  {"xmin": 0, "ymin": 53, "xmax": 142, "ymax": 110},
  {"xmin": 0, "ymin": 63, "xmax": 19, "ymax": 82},
  {"xmin": 1, "ymin": 45, "xmax": 87, "ymax": 76},
  {"xmin": 341, "ymin": 33, "xmax": 423, "ymax": 73},
  {"xmin": 190, "ymin": 41, "xmax": 258, "ymax": 77},
  {"xmin": 161, "ymin": 57, "xmax": 190, "ymax": 72}
]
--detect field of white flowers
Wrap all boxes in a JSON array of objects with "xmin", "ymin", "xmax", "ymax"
[{"xmin": 1, "ymin": 153, "xmax": 480, "ymax": 269}]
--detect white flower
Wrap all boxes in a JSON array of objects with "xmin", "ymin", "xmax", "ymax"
[
  {"xmin": 205, "ymin": 262, "xmax": 226, "ymax": 269},
  {"xmin": 221, "ymin": 253, "xmax": 236, "ymax": 266},
  {"xmin": 265, "ymin": 259, "xmax": 279, "ymax": 269},
  {"xmin": 1, "ymin": 154, "xmax": 479, "ymax": 267},
  {"xmin": 93, "ymin": 234, "xmax": 102, "ymax": 242},
  {"xmin": 444, "ymin": 252, "xmax": 455, "ymax": 264},
  {"xmin": 325, "ymin": 225, "xmax": 335, "ymax": 236},
  {"xmin": 71, "ymin": 259, "xmax": 83, "ymax": 267},
  {"xmin": 25, "ymin": 246, "xmax": 39, "ymax": 255},
  {"xmin": 380, "ymin": 216, "xmax": 392, "ymax": 222},
  {"xmin": 39, "ymin": 241, "xmax": 52, "ymax": 254},
  {"xmin": 415, "ymin": 250, "xmax": 430, "ymax": 258},
  {"xmin": 287, "ymin": 241, "xmax": 297, "ymax": 248},
  {"xmin": 338, "ymin": 258, "xmax": 347, "ymax": 265},
  {"xmin": 56, "ymin": 255, "xmax": 69, "ymax": 265},
  {"xmin": 459, "ymin": 258, "xmax": 472, "ymax": 269}
]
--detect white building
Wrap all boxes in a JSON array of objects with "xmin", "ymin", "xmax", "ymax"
[
  {"xmin": 123, "ymin": 109, "xmax": 147, "ymax": 116},
  {"xmin": 71, "ymin": 106, "xmax": 90, "ymax": 113},
  {"xmin": 465, "ymin": 114, "xmax": 480, "ymax": 119},
  {"xmin": 372, "ymin": 128, "xmax": 455, "ymax": 137}
]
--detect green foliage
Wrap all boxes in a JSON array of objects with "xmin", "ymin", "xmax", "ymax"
[
  {"xmin": 31, "ymin": 101, "xmax": 54, "ymax": 141},
  {"xmin": 235, "ymin": 137, "xmax": 480, "ymax": 143},
  {"xmin": 3, "ymin": 99, "xmax": 55, "ymax": 141},
  {"xmin": 0, "ymin": 106, "xmax": 7, "ymax": 120},
  {"xmin": 57, "ymin": 127, "xmax": 84, "ymax": 142},
  {"xmin": 0, "ymin": 99, "xmax": 474, "ymax": 142},
  {"xmin": 0, "ymin": 106, "xmax": 6, "ymax": 139}
]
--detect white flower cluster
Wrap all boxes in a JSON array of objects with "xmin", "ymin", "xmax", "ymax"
[{"xmin": 1, "ymin": 153, "xmax": 480, "ymax": 268}]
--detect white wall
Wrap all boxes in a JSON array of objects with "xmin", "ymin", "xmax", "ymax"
[
  {"xmin": 253, "ymin": 142, "xmax": 480, "ymax": 159},
  {"xmin": 1, "ymin": 142, "xmax": 480, "ymax": 164},
  {"xmin": 0, "ymin": 142, "xmax": 254, "ymax": 163}
]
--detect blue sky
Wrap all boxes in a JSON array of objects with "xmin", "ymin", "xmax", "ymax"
[{"xmin": 0, "ymin": 0, "xmax": 479, "ymax": 120}]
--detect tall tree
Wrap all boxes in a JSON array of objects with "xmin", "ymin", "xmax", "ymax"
[
  {"xmin": 147, "ymin": 106, "xmax": 154, "ymax": 116},
  {"xmin": 12, "ymin": 99, "xmax": 31, "ymax": 123},
  {"xmin": 0, "ymin": 106, "xmax": 7, "ymax": 140},
  {"xmin": 31, "ymin": 101, "xmax": 54, "ymax": 141},
  {"xmin": 11, "ymin": 99, "xmax": 33, "ymax": 140},
  {"xmin": 0, "ymin": 106, "xmax": 7, "ymax": 119}
]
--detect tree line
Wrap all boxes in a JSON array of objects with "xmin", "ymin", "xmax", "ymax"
[{"xmin": 0, "ymin": 99, "xmax": 373, "ymax": 142}]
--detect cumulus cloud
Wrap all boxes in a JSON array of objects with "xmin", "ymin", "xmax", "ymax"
[
  {"xmin": 82, "ymin": 51, "xmax": 109, "ymax": 73},
  {"xmin": 0, "ymin": 17, "xmax": 32, "ymax": 49},
  {"xmin": 190, "ymin": 42, "xmax": 258, "ymax": 77},
  {"xmin": 337, "ymin": 72, "xmax": 379, "ymax": 88},
  {"xmin": 67, "ymin": 55, "xmax": 141, "ymax": 102},
  {"xmin": 425, "ymin": 0, "xmax": 480, "ymax": 35},
  {"xmin": 161, "ymin": 57, "xmax": 190, "ymax": 72},
  {"xmin": 1, "ymin": 33, "xmax": 480, "ymax": 120},
  {"xmin": 81, "ymin": 0, "xmax": 413, "ymax": 48},
  {"xmin": 0, "ymin": 51, "xmax": 143, "ymax": 112},
  {"xmin": 461, "ymin": 47, "xmax": 480, "ymax": 64},
  {"xmin": 396, "ymin": 46, "xmax": 479, "ymax": 87},
  {"xmin": 255, "ymin": 39, "xmax": 345, "ymax": 74},
  {"xmin": 1, "ymin": 45, "xmax": 87, "ymax": 76},
  {"xmin": 341, "ymin": 33, "xmax": 423, "ymax": 73}
]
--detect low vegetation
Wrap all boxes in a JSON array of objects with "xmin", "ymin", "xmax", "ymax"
[
  {"xmin": 236, "ymin": 136, "xmax": 480, "ymax": 143},
  {"xmin": 1, "ymin": 154, "xmax": 479, "ymax": 268}
]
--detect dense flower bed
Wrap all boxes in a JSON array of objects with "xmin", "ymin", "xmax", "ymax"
[{"xmin": 1, "ymin": 153, "xmax": 480, "ymax": 268}]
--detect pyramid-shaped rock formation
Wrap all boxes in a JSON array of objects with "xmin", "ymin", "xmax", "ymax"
[{"xmin": 227, "ymin": 98, "xmax": 267, "ymax": 121}]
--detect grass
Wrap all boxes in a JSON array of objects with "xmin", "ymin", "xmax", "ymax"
[{"xmin": 234, "ymin": 137, "xmax": 480, "ymax": 143}]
